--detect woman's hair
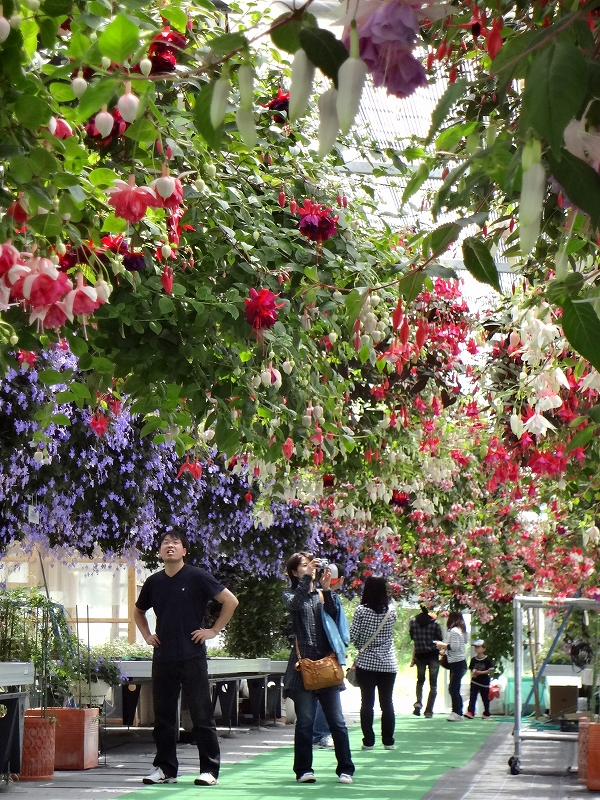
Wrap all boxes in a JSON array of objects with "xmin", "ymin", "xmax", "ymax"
[
  {"xmin": 360, "ymin": 576, "xmax": 389, "ymax": 614},
  {"xmin": 446, "ymin": 611, "xmax": 467, "ymax": 635},
  {"xmin": 286, "ymin": 551, "xmax": 314, "ymax": 588}
]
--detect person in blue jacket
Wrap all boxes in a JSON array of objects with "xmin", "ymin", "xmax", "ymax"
[{"xmin": 282, "ymin": 551, "xmax": 354, "ymax": 785}]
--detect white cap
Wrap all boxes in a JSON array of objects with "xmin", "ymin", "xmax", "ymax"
[
  {"xmin": 329, "ymin": 564, "xmax": 339, "ymax": 580},
  {"xmin": 473, "ymin": 639, "xmax": 484, "ymax": 647}
]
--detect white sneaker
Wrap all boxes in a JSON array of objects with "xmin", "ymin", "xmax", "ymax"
[
  {"xmin": 361, "ymin": 744, "xmax": 374, "ymax": 751},
  {"xmin": 447, "ymin": 712, "xmax": 463, "ymax": 721},
  {"xmin": 383, "ymin": 744, "xmax": 395, "ymax": 750},
  {"xmin": 142, "ymin": 767, "xmax": 177, "ymax": 784},
  {"xmin": 297, "ymin": 772, "xmax": 316, "ymax": 783},
  {"xmin": 339, "ymin": 773, "xmax": 353, "ymax": 784},
  {"xmin": 319, "ymin": 735, "xmax": 334, "ymax": 748},
  {"xmin": 194, "ymin": 773, "xmax": 218, "ymax": 786}
]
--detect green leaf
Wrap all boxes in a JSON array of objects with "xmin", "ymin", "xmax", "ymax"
[
  {"xmin": 68, "ymin": 32, "xmax": 91, "ymax": 60},
  {"xmin": 435, "ymin": 121, "xmax": 478, "ymax": 152},
  {"xmin": 55, "ymin": 391, "xmax": 76, "ymax": 404},
  {"xmin": 215, "ymin": 418, "xmax": 240, "ymax": 457},
  {"xmin": 298, "ymin": 28, "xmax": 349, "ymax": 88},
  {"xmin": 159, "ymin": 296, "xmax": 175, "ymax": 314},
  {"xmin": 43, "ymin": 0, "xmax": 73, "ymax": 14},
  {"xmin": 98, "ymin": 14, "xmax": 140, "ymax": 65},
  {"xmin": 424, "ymin": 263, "xmax": 458, "ymax": 280},
  {"xmin": 161, "ymin": 6, "xmax": 188, "ymax": 33},
  {"xmin": 65, "ymin": 334, "xmax": 88, "ymax": 356},
  {"xmin": 89, "ymin": 168, "xmax": 118, "ymax": 187},
  {"xmin": 140, "ymin": 417, "xmax": 165, "ymax": 437},
  {"xmin": 51, "ymin": 413, "xmax": 72, "ymax": 426},
  {"xmin": 426, "ymin": 80, "xmax": 468, "ymax": 145},
  {"xmin": 270, "ymin": 12, "xmax": 316, "ymax": 54},
  {"xmin": 124, "ymin": 118, "xmax": 157, "ymax": 142},
  {"xmin": 561, "ymin": 297, "xmax": 600, "ymax": 372},
  {"xmin": 49, "ymin": 82, "xmax": 76, "ymax": 102},
  {"xmin": 546, "ymin": 148, "xmax": 600, "ymax": 228},
  {"xmin": 75, "ymin": 79, "xmax": 118, "ymax": 123},
  {"xmin": 566, "ymin": 424, "xmax": 597, "ymax": 454},
  {"xmin": 28, "ymin": 147, "xmax": 59, "ymax": 178},
  {"xmin": 69, "ymin": 383, "xmax": 91, "ymax": 399},
  {"xmin": 588, "ymin": 404, "xmax": 600, "ymax": 424},
  {"xmin": 38, "ymin": 369, "xmax": 67, "ymax": 386},
  {"xmin": 344, "ymin": 288, "xmax": 368, "ymax": 325},
  {"xmin": 462, "ymin": 237, "xmax": 501, "ymax": 293},
  {"xmin": 207, "ymin": 31, "xmax": 247, "ymax": 57},
  {"xmin": 20, "ymin": 19, "xmax": 39, "ymax": 59},
  {"xmin": 398, "ymin": 271, "xmax": 425, "ymax": 304},
  {"xmin": 402, "ymin": 162, "xmax": 429, "ymax": 205},
  {"xmin": 39, "ymin": 16, "xmax": 58, "ymax": 49},
  {"xmin": 28, "ymin": 213, "xmax": 63, "ymax": 237},
  {"xmin": 521, "ymin": 42, "xmax": 586, "ymax": 155},
  {"xmin": 193, "ymin": 82, "xmax": 222, "ymax": 149},
  {"xmin": 422, "ymin": 222, "xmax": 461, "ymax": 258},
  {"xmin": 90, "ymin": 357, "xmax": 115, "ymax": 374},
  {"xmin": 14, "ymin": 94, "xmax": 51, "ymax": 130}
]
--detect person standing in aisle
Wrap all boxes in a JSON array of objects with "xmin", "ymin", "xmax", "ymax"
[
  {"xmin": 409, "ymin": 604, "xmax": 443, "ymax": 717},
  {"xmin": 350, "ymin": 576, "xmax": 397, "ymax": 750},
  {"xmin": 436, "ymin": 611, "xmax": 468, "ymax": 721},
  {"xmin": 134, "ymin": 529, "xmax": 239, "ymax": 786},
  {"xmin": 465, "ymin": 639, "xmax": 494, "ymax": 719},
  {"xmin": 282, "ymin": 552, "xmax": 354, "ymax": 785}
]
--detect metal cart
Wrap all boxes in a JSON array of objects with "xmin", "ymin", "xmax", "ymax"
[{"xmin": 510, "ymin": 595, "xmax": 600, "ymax": 775}]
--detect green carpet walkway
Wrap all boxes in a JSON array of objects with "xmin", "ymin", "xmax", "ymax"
[{"xmin": 124, "ymin": 716, "xmax": 498, "ymax": 800}]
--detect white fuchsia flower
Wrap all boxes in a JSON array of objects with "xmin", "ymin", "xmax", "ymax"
[
  {"xmin": 520, "ymin": 139, "xmax": 545, "ymax": 257},
  {"xmin": 522, "ymin": 411, "xmax": 556, "ymax": 437},
  {"xmin": 288, "ymin": 48, "xmax": 315, "ymax": 122}
]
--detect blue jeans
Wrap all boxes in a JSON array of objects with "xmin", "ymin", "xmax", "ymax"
[
  {"xmin": 448, "ymin": 660, "xmax": 467, "ymax": 715},
  {"xmin": 313, "ymin": 700, "xmax": 330, "ymax": 742},
  {"xmin": 415, "ymin": 655, "xmax": 440, "ymax": 714},
  {"xmin": 289, "ymin": 686, "xmax": 354, "ymax": 778}
]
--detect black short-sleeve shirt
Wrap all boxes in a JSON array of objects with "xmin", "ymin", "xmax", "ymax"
[
  {"xmin": 468, "ymin": 655, "xmax": 494, "ymax": 686},
  {"xmin": 136, "ymin": 564, "xmax": 225, "ymax": 662}
]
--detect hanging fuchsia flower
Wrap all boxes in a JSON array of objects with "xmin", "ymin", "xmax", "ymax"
[
  {"xmin": 0, "ymin": 241, "xmax": 21, "ymax": 276},
  {"xmin": 244, "ymin": 287, "xmax": 285, "ymax": 330},
  {"xmin": 150, "ymin": 168, "xmax": 184, "ymax": 211},
  {"xmin": 63, "ymin": 272, "xmax": 102, "ymax": 320},
  {"xmin": 297, "ymin": 199, "xmax": 338, "ymax": 242},
  {"xmin": 106, "ymin": 175, "xmax": 157, "ymax": 223},
  {"xmin": 282, "ymin": 437, "xmax": 295, "ymax": 459},
  {"xmin": 29, "ymin": 302, "xmax": 68, "ymax": 330},
  {"xmin": 22, "ymin": 257, "xmax": 72, "ymax": 307},
  {"xmin": 90, "ymin": 411, "xmax": 109, "ymax": 437}
]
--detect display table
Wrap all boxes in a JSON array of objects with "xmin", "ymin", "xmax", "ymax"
[{"xmin": 0, "ymin": 662, "xmax": 34, "ymax": 776}]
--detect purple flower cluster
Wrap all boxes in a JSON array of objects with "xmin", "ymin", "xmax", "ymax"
[
  {"xmin": 0, "ymin": 347, "xmax": 320, "ymax": 580},
  {"xmin": 344, "ymin": 0, "xmax": 428, "ymax": 99}
]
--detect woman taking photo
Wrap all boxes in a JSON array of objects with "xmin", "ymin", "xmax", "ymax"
[
  {"xmin": 282, "ymin": 552, "xmax": 354, "ymax": 785},
  {"xmin": 436, "ymin": 611, "xmax": 467, "ymax": 721},
  {"xmin": 350, "ymin": 576, "xmax": 397, "ymax": 751}
]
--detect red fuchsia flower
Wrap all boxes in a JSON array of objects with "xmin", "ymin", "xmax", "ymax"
[
  {"xmin": 21, "ymin": 257, "xmax": 72, "ymax": 307},
  {"xmin": 48, "ymin": 117, "xmax": 74, "ymax": 138},
  {"xmin": 90, "ymin": 411, "xmax": 109, "ymax": 437},
  {"xmin": 6, "ymin": 199, "xmax": 28, "ymax": 224},
  {"xmin": 29, "ymin": 302, "xmax": 69, "ymax": 330},
  {"xmin": 177, "ymin": 456, "xmax": 202, "ymax": 479},
  {"xmin": 160, "ymin": 266, "xmax": 174, "ymax": 294},
  {"xmin": 106, "ymin": 175, "xmax": 157, "ymax": 223},
  {"xmin": 63, "ymin": 272, "xmax": 102, "ymax": 320},
  {"xmin": 16, "ymin": 350, "xmax": 37, "ymax": 367},
  {"xmin": 297, "ymin": 199, "xmax": 338, "ymax": 243},
  {"xmin": 6, "ymin": 262, "xmax": 31, "ymax": 301},
  {"xmin": 244, "ymin": 287, "xmax": 285, "ymax": 331},
  {"xmin": 282, "ymin": 437, "xmax": 294, "ymax": 459},
  {"xmin": 264, "ymin": 87, "xmax": 290, "ymax": 123},
  {"xmin": 85, "ymin": 108, "xmax": 128, "ymax": 148},
  {"xmin": 152, "ymin": 26, "xmax": 187, "ymax": 50},
  {"xmin": 0, "ymin": 241, "xmax": 21, "ymax": 276},
  {"xmin": 149, "ymin": 174, "xmax": 184, "ymax": 211}
]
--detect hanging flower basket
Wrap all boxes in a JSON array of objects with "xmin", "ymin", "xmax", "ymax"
[{"xmin": 70, "ymin": 679, "xmax": 112, "ymax": 708}]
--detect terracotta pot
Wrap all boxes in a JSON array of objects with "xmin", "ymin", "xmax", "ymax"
[
  {"xmin": 20, "ymin": 713, "xmax": 55, "ymax": 781},
  {"xmin": 587, "ymin": 721, "xmax": 600, "ymax": 790},
  {"xmin": 26, "ymin": 708, "xmax": 99, "ymax": 770}
]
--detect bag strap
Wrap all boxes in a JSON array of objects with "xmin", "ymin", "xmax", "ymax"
[
  {"xmin": 295, "ymin": 637, "xmax": 303, "ymax": 662},
  {"xmin": 357, "ymin": 606, "xmax": 393, "ymax": 655}
]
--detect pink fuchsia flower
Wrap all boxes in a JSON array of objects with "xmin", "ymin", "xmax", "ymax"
[
  {"xmin": 160, "ymin": 266, "xmax": 174, "ymax": 294},
  {"xmin": 21, "ymin": 257, "xmax": 72, "ymax": 307},
  {"xmin": 29, "ymin": 302, "xmax": 69, "ymax": 330},
  {"xmin": 106, "ymin": 174, "xmax": 157, "ymax": 223},
  {"xmin": 297, "ymin": 199, "xmax": 338, "ymax": 242},
  {"xmin": 244, "ymin": 288, "xmax": 285, "ymax": 330},
  {"xmin": 6, "ymin": 199, "xmax": 28, "ymax": 224},
  {"xmin": 0, "ymin": 241, "xmax": 21, "ymax": 276},
  {"xmin": 63, "ymin": 272, "xmax": 102, "ymax": 320},
  {"xmin": 149, "ymin": 174, "xmax": 184, "ymax": 211},
  {"xmin": 6, "ymin": 262, "xmax": 31, "ymax": 301},
  {"xmin": 282, "ymin": 437, "xmax": 295, "ymax": 459},
  {"xmin": 48, "ymin": 117, "xmax": 74, "ymax": 138}
]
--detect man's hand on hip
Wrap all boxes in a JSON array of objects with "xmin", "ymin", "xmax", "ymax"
[{"xmin": 191, "ymin": 627, "xmax": 218, "ymax": 644}]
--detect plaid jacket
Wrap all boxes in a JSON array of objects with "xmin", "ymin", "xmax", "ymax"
[
  {"xmin": 409, "ymin": 613, "xmax": 443, "ymax": 657},
  {"xmin": 282, "ymin": 574, "xmax": 339, "ymax": 694}
]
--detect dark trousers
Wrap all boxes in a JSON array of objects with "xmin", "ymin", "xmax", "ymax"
[
  {"xmin": 356, "ymin": 667, "xmax": 396, "ymax": 747},
  {"xmin": 414, "ymin": 655, "xmax": 439, "ymax": 714},
  {"xmin": 468, "ymin": 683, "xmax": 490, "ymax": 716},
  {"xmin": 289, "ymin": 685, "xmax": 354, "ymax": 778},
  {"xmin": 152, "ymin": 657, "xmax": 220, "ymax": 779},
  {"xmin": 448, "ymin": 660, "xmax": 467, "ymax": 715}
]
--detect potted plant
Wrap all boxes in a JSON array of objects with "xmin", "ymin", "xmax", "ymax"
[{"xmin": 68, "ymin": 648, "xmax": 128, "ymax": 708}]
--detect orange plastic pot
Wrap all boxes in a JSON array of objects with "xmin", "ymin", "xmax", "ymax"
[
  {"xmin": 26, "ymin": 708, "xmax": 99, "ymax": 770},
  {"xmin": 587, "ymin": 721, "xmax": 600, "ymax": 790},
  {"xmin": 20, "ymin": 713, "xmax": 55, "ymax": 781}
]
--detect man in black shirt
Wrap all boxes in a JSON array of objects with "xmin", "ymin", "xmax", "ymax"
[
  {"xmin": 409, "ymin": 605, "xmax": 443, "ymax": 718},
  {"xmin": 134, "ymin": 530, "xmax": 239, "ymax": 786}
]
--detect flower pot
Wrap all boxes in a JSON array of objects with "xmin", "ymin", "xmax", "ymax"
[
  {"xmin": 70, "ymin": 679, "xmax": 111, "ymax": 708},
  {"xmin": 26, "ymin": 708, "xmax": 99, "ymax": 770},
  {"xmin": 20, "ymin": 713, "xmax": 55, "ymax": 781},
  {"xmin": 587, "ymin": 721, "xmax": 600, "ymax": 790}
]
